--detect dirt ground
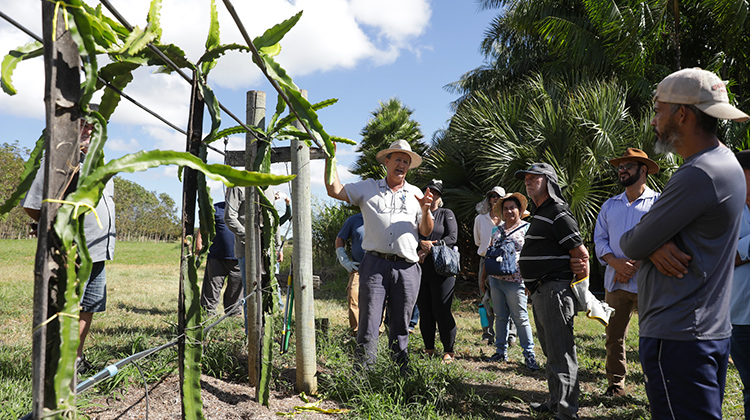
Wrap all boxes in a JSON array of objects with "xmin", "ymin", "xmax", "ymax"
[{"xmin": 83, "ymin": 373, "xmax": 347, "ymax": 420}]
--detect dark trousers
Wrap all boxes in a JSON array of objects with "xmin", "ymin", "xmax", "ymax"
[
  {"xmin": 356, "ymin": 253, "xmax": 421, "ymax": 370},
  {"xmin": 200, "ymin": 258, "xmax": 243, "ymax": 315},
  {"xmin": 416, "ymin": 258, "xmax": 456, "ymax": 353},
  {"xmin": 732, "ymin": 324, "xmax": 750, "ymax": 419},
  {"xmin": 640, "ymin": 337, "xmax": 729, "ymax": 420}
]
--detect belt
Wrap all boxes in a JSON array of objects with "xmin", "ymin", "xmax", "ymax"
[{"xmin": 367, "ymin": 251, "xmax": 406, "ymax": 262}]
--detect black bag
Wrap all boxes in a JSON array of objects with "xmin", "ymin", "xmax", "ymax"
[
  {"xmin": 432, "ymin": 244, "xmax": 460, "ymax": 277},
  {"xmin": 484, "ymin": 224, "xmax": 525, "ymax": 276}
]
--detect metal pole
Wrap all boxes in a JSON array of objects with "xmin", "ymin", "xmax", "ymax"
[
  {"xmin": 33, "ymin": 2, "xmax": 81, "ymax": 417},
  {"xmin": 245, "ymin": 90, "xmax": 265, "ymax": 389},
  {"xmin": 291, "ymin": 89, "xmax": 317, "ymax": 394}
]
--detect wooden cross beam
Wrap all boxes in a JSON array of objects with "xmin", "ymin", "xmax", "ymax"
[{"xmin": 224, "ymin": 146, "xmax": 327, "ymax": 167}]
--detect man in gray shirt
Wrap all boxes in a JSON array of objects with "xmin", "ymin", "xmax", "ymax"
[{"xmin": 620, "ymin": 68, "xmax": 748, "ymax": 419}]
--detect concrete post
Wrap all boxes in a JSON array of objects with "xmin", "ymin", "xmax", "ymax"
[
  {"xmin": 291, "ymin": 90, "xmax": 317, "ymax": 393},
  {"xmin": 245, "ymin": 90, "xmax": 265, "ymax": 388}
]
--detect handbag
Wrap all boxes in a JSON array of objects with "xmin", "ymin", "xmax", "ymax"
[
  {"xmin": 484, "ymin": 224, "xmax": 526, "ymax": 276},
  {"xmin": 432, "ymin": 243, "xmax": 460, "ymax": 277}
]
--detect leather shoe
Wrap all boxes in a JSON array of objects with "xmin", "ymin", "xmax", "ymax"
[{"xmin": 603, "ymin": 385, "xmax": 627, "ymax": 397}]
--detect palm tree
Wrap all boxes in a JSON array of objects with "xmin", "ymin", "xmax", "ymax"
[
  {"xmin": 351, "ymin": 98, "xmax": 427, "ymax": 182},
  {"xmin": 426, "ymin": 74, "xmax": 675, "ymax": 241}
]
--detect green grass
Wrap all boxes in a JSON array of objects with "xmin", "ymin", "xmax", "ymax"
[{"xmin": 0, "ymin": 239, "xmax": 745, "ymax": 419}]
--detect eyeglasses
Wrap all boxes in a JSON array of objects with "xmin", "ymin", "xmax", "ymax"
[
  {"xmin": 617, "ymin": 163, "xmax": 638, "ymax": 172},
  {"xmin": 488, "ymin": 194, "xmax": 500, "ymax": 199}
]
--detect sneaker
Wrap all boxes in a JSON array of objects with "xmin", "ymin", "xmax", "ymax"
[
  {"xmin": 529, "ymin": 402, "xmax": 552, "ymax": 414},
  {"xmin": 508, "ymin": 334, "xmax": 517, "ymax": 346},
  {"xmin": 603, "ymin": 385, "xmax": 627, "ymax": 397},
  {"xmin": 486, "ymin": 352, "xmax": 507, "ymax": 363},
  {"xmin": 481, "ymin": 331, "xmax": 495, "ymax": 346},
  {"xmin": 524, "ymin": 353, "xmax": 540, "ymax": 371}
]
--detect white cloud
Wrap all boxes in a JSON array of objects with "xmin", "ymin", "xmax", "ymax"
[
  {"xmin": 106, "ymin": 137, "xmax": 141, "ymax": 153},
  {"xmin": 349, "ymin": 0, "xmax": 432, "ymax": 43}
]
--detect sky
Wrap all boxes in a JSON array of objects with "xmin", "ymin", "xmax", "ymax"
[{"xmin": 0, "ymin": 0, "xmax": 496, "ymax": 222}]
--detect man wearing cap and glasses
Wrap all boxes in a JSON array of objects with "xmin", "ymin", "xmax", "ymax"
[
  {"xmin": 594, "ymin": 148, "xmax": 660, "ymax": 398},
  {"xmin": 620, "ymin": 68, "xmax": 748, "ymax": 419},
  {"xmin": 325, "ymin": 140, "xmax": 434, "ymax": 373},
  {"xmin": 515, "ymin": 163, "xmax": 589, "ymax": 420}
]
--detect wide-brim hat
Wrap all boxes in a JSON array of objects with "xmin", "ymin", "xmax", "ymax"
[
  {"xmin": 423, "ymin": 179, "xmax": 444, "ymax": 196},
  {"xmin": 655, "ymin": 68, "xmax": 749, "ymax": 122},
  {"xmin": 375, "ymin": 140, "xmax": 422, "ymax": 169},
  {"xmin": 493, "ymin": 192, "xmax": 531, "ymax": 219},
  {"xmin": 608, "ymin": 148, "xmax": 659, "ymax": 175},
  {"xmin": 514, "ymin": 163, "xmax": 564, "ymax": 204}
]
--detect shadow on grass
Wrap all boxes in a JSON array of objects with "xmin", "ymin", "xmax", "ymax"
[{"xmin": 113, "ymin": 301, "xmax": 176, "ymax": 316}]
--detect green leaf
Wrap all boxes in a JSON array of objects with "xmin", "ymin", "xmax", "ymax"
[
  {"xmin": 196, "ymin": 69, "xmax": 221, "ymax": 144},
  {"xmin": 0, "ymin": 132, "xmax": 45, "ymax": 215},
  {"xmin": 274, "ymin": 98, "xmax": 338, "ymax": 133},
  {"xmin": 146, "ymin": 0, "xmax": 163, "ymax": 40},
  {"xmin": 210, "ymin": 124, "xmax": 266, "ymax": 143},
  {"xmin": 201, "ymin": 0, "xmax": 220, "ymax": 75},
  {"xmin": 252, "ymin": 11, "xmax": 303, "ymax": 51},
  {"xmin": 97, "ymin": 61, "xmax": 139, "ymax": 120},
  {"xmin": 259, "ymin": 43, "xmax": 281, "ymax": 57},
  {"xmin": 1, "ymin": 41, "xmax": 43, "ymax": 95},
  {"xmin": 181, "ymin": 253, "xmax": 205, "ymax": 420},
  {"xmin": 198, "ymin": 44, "xmax": 250, "ymax": 74},
  {"xmin": 119, "ymin": 25, "xmax": 159, "ymax": 56},
  {"xmin": 67, "ymin": 0, "xmax": 100, "ymax": 106}
]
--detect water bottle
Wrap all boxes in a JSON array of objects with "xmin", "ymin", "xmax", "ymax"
[{"xmin": 478, "ymin": 304, "xmax": 490, "ymax": 329}]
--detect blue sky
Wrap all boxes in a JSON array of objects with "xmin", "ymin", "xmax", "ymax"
[{"xmin": 0, "ymin": 0, "xmax": 496, "ymax": 217}]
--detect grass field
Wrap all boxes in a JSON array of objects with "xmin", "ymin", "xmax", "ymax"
[{"xmin": 0, "ymin": 239, "xmax": 745, "ymax": 419}]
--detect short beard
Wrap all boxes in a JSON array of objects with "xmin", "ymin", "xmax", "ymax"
[
  {"xmin": 619, "ymin": 169, "xmax": 641, "ymax": 187},
  {"xmin": 654, "ymin": 117, "xmax": 681, "ymax": 155}
]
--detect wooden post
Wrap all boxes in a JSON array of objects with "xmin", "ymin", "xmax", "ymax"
[
  {"xmin": 33, "ymin": 2, "xmax": 81, "ymax": 417},
  {"xmin": 245, "ymin": 90, "xmax": 265, "ymax": 389},
  {"xmin": 291, "ymin": 90, "xmax": 317, "ymax": 394},
  {"xmin": 178, "ymin": 70, "xmax": 203, "ymax": 415}
]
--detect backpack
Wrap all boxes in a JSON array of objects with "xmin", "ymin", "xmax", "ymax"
[{"xmin": 484, "ymin": 224, "xmax": 526, "ymax": 276}]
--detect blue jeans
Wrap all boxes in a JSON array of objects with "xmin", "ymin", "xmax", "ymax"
[
  {"xmin": 488, "ymin": 276, "xmax": 535, "ymax": 358},
  {"xmin": 732, "ymin": 324, "xmax": 750, "ymax": 418},
  {"xmin": 81, "ymin": 261, "xmax": 107, "ymax": 313},
  {"xmin": 640, "ymin": 337, "xmax": 729, "ymax": 420}
]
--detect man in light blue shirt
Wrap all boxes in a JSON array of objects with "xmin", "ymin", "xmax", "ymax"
[{"xmin": 594, "ymin": 148, "xmax": 659, "ymax": 397}]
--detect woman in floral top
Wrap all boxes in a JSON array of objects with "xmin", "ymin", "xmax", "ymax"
[{"xmin": 482, "ymin": 192, "xmax": 539, "ymax": 370}]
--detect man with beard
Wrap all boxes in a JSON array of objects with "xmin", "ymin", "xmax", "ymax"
[
  {"xmin": 594, "ymin": 148, "xmax": 660, "ymax": 397},
  {"xmin": 620, "ymin": 68, "xmax": 749, "ymax": 419}
]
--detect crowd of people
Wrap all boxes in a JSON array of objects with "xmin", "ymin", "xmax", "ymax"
[
  {"xmin": 24, "ymin": 67, "xmax": 750, "ymax": 420},
  {"xmin": 325, "ymin": 68, "xmax": 750, "ymax": 420}
]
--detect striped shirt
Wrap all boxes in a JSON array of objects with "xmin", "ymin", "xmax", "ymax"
[{"xmin": 519, "ymin": 198, "xmax": 582, "ymax": 282}]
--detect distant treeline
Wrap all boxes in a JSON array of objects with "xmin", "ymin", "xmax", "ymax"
[{"xmin": 0, "ymin": 141, "xmax": 180, "ymax": 242}]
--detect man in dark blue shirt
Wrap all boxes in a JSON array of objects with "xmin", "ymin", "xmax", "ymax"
[{"xmin": 200, "ymin": 202, "xmax": 242, "ymax": 316}]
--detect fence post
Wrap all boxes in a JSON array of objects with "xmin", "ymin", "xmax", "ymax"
[
  {"xmin": 291, "ymin": 89, "xmax": 317, "ymax": 394},
  {"xmin": 32, "ymin": 2, "xmax": 81, "ymax": 417},
  {"xmin": 245, "ymin": 90, "xmax": 265, "ymax": 389}
]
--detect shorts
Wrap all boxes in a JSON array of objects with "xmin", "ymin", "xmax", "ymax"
[{"xmin": 81, "ymin": 261, "xmax": 107, "ymax": 313}]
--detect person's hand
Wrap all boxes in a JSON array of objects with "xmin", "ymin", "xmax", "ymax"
[
  {"xmin": 419, "ymin": 240, "xmax": 435, "ymax": 253},
  {"xmin": 351, "ymin": 261, "xmax": 360, "ymax": 272},
  {"xmin": 418, "ymin": 249, "xmax": 427, "ymax": 264},
  {"xmin": 649, "ymin": 241, "xmax": 691, "ymax": 278},
  {"xmin": 608, "ymin": 257, "xmax": 638, "ymax": 283},
  {"xmin": 569, "ymin": 257, "xmax": 587, "ymax": 275},
  {"xmin": 276, "ymin": 250, "xmax": 284, "ymax": 263},
  {"xmin": 416, "ymin": 188, "xmax": 433, "ymax": 211},
  {"xmin": 285, "ymin": 196, "xmax": 291, "ymax": 205}
]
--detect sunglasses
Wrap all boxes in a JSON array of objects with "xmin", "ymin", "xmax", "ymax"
[{"xmin": 488, "ymin": 194, "xmax": 500, "ymax": 199}]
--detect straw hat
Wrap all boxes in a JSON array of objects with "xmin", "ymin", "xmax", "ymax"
[
  {"xmin": 375, "ymin": 140, "xmax": 422, "ymax": 169},
  {"xmin": 494, "ymin": 192, "xmax": 531, "ymax": 219}
]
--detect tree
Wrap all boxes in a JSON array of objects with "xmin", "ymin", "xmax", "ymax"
[
  {"xmin": 350, "ymin": 98, "xmax": 428, "ymax": 182},
  {"xmin": 0, "ymin": 142, "xmax": 31, "ymax": 238},
  {"xmin": 112, "ymin": 177, "xmax": 180, "ymax": 241}
]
